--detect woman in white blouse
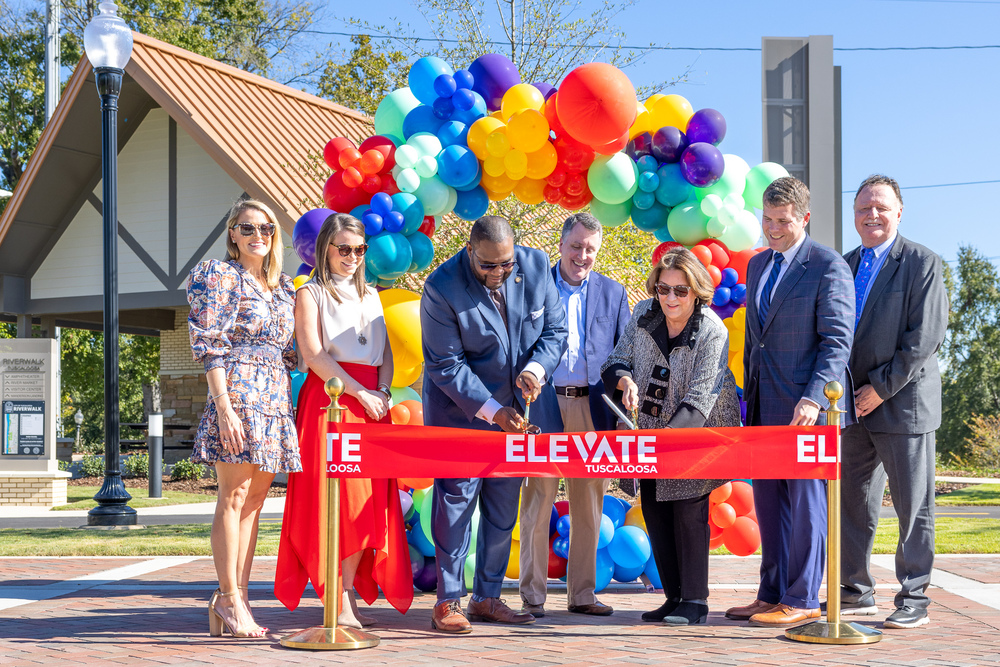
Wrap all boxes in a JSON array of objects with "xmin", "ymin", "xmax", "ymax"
[{"xmin": 275, "ymin": 213, "xmax": 412, "ymax": 628}]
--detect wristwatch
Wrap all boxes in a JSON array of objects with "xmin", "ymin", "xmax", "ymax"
[{"xmin": 376, "ymin": 383, "xmax": 392, "ymax": 400}]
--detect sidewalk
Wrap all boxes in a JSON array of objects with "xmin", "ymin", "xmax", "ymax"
[{"xmin": 2, "ymin": 554, "xmax": 999, "ymax": 666}]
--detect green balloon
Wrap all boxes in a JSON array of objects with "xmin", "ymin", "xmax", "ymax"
[
  {"xmin": 464, "ymin": 553, "xmax": 476, "ymax": 590},
  {"xmin": 419, "ymin": 485, "xmax": 435, "ymax": 547},
  {"xmin": 695, "ymin": 154, "xmax": 751, "ymax": 201},
  {"xmin": 587, "ymin": 154, "xmax": 639, "ymax": 205},
  {"xmin": 717, "ymin": 208, "xmax": 761, "ymax": 252},
  {"xmin": 666, "ymin": 200, "xmax": 710, "ymax": 246},
  {"xmin": 390, "ymin": 385, "xmax": 420, "ymax": 404},
  {"xmin": 743, "ymin": 162, "xmax": 790, "ymax": 209},
  {"xmin": 374, "ymin": 88, "xmax": 420, "ymax": 140},
  {"xmin": 590, "ymin": 198, "xmax": 632, "ymax": 228}
]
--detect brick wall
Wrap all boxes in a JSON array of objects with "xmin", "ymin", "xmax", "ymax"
[
  {"xmin": 0, "ymin": 477, "xmax": 68, "ymax": 507},
  {"xmin": 161, "ymin": 308, "xmax": 202, "ymax": 374},
  {"xmin": 160, "ymin": 307, "xmax": 206, "ymax": 455}
]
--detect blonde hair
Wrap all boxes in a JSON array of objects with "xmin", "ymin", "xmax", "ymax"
[
  {"xmin": 224, "ymin": 199, "xmax": 283, "ymax": 289},
  {"xmin": 645, "ymin": 247, "xmax": 715, "ymax": 304},
  {"xmin": 312, "ymin": 212, "xmax": 368, "ymax": 304}
]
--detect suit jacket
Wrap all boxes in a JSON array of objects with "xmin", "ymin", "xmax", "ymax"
[
  {"xmin": 550, "ymin": 266, "xmax": 631, "ymax": 432},
  {"xmin": 844, "ymin": 235, "xmax": 948, "ymax": 434},
  {"xmin": 421, "ymin": 245, "xmax": 568, "ymax": 433},
  {"xmin": 743, "ymin": 235, "xmax": 856, "ymax": 426}
]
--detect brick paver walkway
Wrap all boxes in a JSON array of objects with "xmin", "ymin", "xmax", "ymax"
[{"xmin": 2, "ymin": 555, "xmax": 999, "ymax": 666}]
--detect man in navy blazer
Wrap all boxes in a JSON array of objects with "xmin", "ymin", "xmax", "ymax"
[
  {"xmin": 421, "ymin": 215, "xmax": 568, "ymax": 634},
  {"xmin": 518, "ymin": 212, "xmax": 630, "ymax": 619},
  {"xmin": 725, "ymin": 177, "xmax": 855, "ymax": 627}
]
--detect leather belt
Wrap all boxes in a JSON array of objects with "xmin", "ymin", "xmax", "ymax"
[{"xmin": 555, "ymin": 386, "xmax": 589, "ymax": 398}]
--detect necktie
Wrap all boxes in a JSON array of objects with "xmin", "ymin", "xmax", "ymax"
[
  {"xmin": 490, "ymin": 289, "xmax": 508, "ymax": 328},
  {"xmin": 854, "ymin": 248, "xmax": 875, "ymax": 328},
  {"xmin": 757, "ymin": 252, "xmax": 784, "ymax": 328}
]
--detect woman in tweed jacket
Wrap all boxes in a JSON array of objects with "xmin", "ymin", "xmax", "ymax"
[{"xmin": 601, "ymin": 247, "xmax": 740, "ymax": 626}]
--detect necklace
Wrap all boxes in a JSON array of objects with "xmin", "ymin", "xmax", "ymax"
[{"xmin": 358, "ymin": 331, "xmax": 367, "ymax": 345}]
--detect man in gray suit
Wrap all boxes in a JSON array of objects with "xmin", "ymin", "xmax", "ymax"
[{"xmin": 840, "ymin": 175, "xmax": 948, "ymax": 629}]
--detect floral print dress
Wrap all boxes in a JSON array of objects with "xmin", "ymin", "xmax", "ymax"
[{"xmin": 187, "ymin": 259, "xmax": 302, "ymax": 474}]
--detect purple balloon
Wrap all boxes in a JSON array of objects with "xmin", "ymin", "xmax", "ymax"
[
  {"xmin": 296, "ymin": 262, "xmax": 312, "ymax": 277},
  {"xmin": 710, "ymin": 300, "xmax": 740, "ymax": 320},
  {"xmin": 680, "ymin": 142, "xmax": 725, "ymax": 187},
  {"xmin": 292, "ymin": 208, "xmax": 333, "ymax": 266},
  {"xmin": 626, "ymin": 132, "xmax": 653, "ymax": 161},
  {"xmin": 651, "ymin": 126, "xmax": 688, "ymax": 164},
  {"xmin": 531, "ymin": 81, "xmax": 557, "ymax": 100},
  {"xmin": 413, "ymin": 557, "xmax": 438, "ymax": 592},
  {"xmin": 469, "ymin": 53, "xmax": 522, "ymax": 111},
  {"xmin": 686, "ymin": 108, "xmax": 727, "ymax": 146}
]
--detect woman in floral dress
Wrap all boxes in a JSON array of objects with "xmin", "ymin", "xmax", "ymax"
[{"xmin": 187, "ymin": 199, "xmax": 301, "ymax": 638}]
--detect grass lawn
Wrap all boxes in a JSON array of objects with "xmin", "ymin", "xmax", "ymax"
[
  {"xmin": 53, "ymin": 486, "xmax": 214, "ymax": 511},
  {"xmin": 936, "ymin": 484, "xmax": 1000, "ymax": 506}
]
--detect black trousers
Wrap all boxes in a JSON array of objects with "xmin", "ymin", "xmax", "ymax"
[{"xmin": 640, "ymin": 480, "xmax": 711, "ymax": 601}]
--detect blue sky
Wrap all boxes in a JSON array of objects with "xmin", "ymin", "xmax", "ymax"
[{"xmin": 314, "ymin": 0, "xmax": 1000, "ymax": 266}]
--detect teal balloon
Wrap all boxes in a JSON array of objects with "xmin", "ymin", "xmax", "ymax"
[
  {"xmin": 374, "ymin": 88, "xmax": 420, "ymax": 140},
  {"xmin": 638, "ymin": 170, "xmax": 660, "ymax": 193},
  {"xmin": 595, "ymin": 547, "xmax": 614, "ymax": 593},
  {"xmin": 407, "ymin": 231, "xmax": 435, "ymax": 273},
  {"xmin": 694, "ymin": 154, "xmax": 751, "ymax": 201},
  {"xmin": 589, "ymin": 198, "xmax": 632, "ymax": 228},
  {"xmin": 743, "ymin": 161, "xmax": 790, "ymax": 208},
  {"xmin": 587, "ymin": 153, "xmax": 639, "ymax": 205},
  {"xmin": 377, "ymin": 278, "xmax": 397, "ymax": 288},
  {"xmin": 468, "ymin": 504, "xmax": 482, "ymax": 553},
  {"xmin": 390, "ymin": 385, "xmax": 421, "ymax": 404},
  {"xmin": 631, "ymin": 190, "xmax": 655, "ymax": 211},
  {"xmin": 391, "ymin": 192, "xmax": 425, "ymax": 235},
  {"xmin": 367, "ymin": 232, "xmax": 413, "ymax": 280},
  {"xmin": 654, "ymin": 223, "xmax": 675, "ymax": 243},
  {"xmin": 630, "ymin": 201, "xmax": 670, "ymax": 232},
  {"xmin": 414, "ymin": 175, "xmax": 453, "ymax": 216},
  {"xmin": 654, "ymin": 163, "xmax": 693, "ymax": 207},
  {"xmin": 408, "ymin": 519, "xmax": 435, "ymax": 558},
  {"xmin": 666, "ymin": 200, "xmax": 710, "ymax": 245}
]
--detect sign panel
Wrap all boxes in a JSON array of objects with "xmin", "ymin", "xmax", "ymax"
[{"xmin": 2, "ymin": 400, "xmax": 45, "ymax": 456}]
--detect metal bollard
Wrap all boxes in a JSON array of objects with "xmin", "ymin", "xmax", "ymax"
[{"xmin": 148, "ymin": 413, "xmax": 163, "ymax": 498}]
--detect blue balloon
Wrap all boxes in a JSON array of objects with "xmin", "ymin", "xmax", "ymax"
[
  {"xmin": 643, "ymin": 553, "xmax": 662, "ymax": 589},
  {"xmin": 549, "ymin": 504, "xmax": 559, "ymax": 537},
  {"xmin": 595, "ymin": 547, "xmax": 615, "ymax": 593},
  {"xmin": 437, "ymin": 120, "xmax": 469, "ymax": 148},
  {"xmin": 290, "ymin": 370, "xmax": 306, "ymax": 405},
  {"xmin": 406, "ymin": 231, "xmax": 435, "ymax": 273},
  {"xmin": 731, "ymin": 283, "xmax": 748, "ymax": 305},
  {"xmin": 433, "ymin": 73, "xmax": 457, "ymax": 98},
  {"xmin": 362, "ymin": 211, "xmax": 384, "ymax": 236},
  {"xmin": 636, "ymin": 155, "xmax": 659, "ymax": 173},
  {"xmin": 295, "ymin": 262, "xmax": 312, "ymax": 277},
  {"xmin": 631, "ymin": 201, "xmax": 670, "ymax": 232},
  {"xmin": 437, "ymin": 145, "xmax": 480, "ymax": 188},
  {"xmin": 608, "ymin": 525, "xmax": 652, "ymax": 569},
  {"xmin": 613, "ymin": 561, "xmax": 645, "ymax": 584},
  {"xmin": 407, "ymin": 523, "xmax": 436, "ymax": 558},
  {"xmin": 597, "ymin": 514, "xmax": 615, "ymax": 549},
  {"xmin": 712, "ymin": 286, "xmax": 732, "ymax": 306},
  {"xmin": 720, "ymin": 267, "xmax": 739, "ymax": 288},
  {"xmin": 384, "ymin": 210, "xmax": 406, "ymax": 233},
  {"xmin": 451, "ymin": 91, "xmax": 487, "ymax": 125},
  {"xmin": 454, "ymin": 69, "xmax": 474, "ymax": 90},
  {"xmin": 454, "ymin": 178, "xmax": 483, "ymax": 192},
  {"xmin": 409, "ymin": 56, "xmax": 454, "ymax": 105},
  {"xmin": 556, "ymin": 514, "xmax": 571, "ymax": 538},
  {"xmin": 638, "ymin": 170, "xmax": 660, "ymax": 193},
  {"xmin": 552, "ymin": 535, "xmax": 570, "ymax": 560},
  {"xmin": 370, "ymin": 192, "xmax": 393, "ymax": 218},
  {"xmin": 390, "ymin": 192, "xmax": 425, "ymax": 236},
  {"xmin": 292, "ymin": 208, "xmax": 333, "ymax": 267},
  {"xmin": 453, "ymin": 185, "xmax": 490, "ymax": 221},
  {"xmin": 366, "ymin": 232, "xmax": 413, "ymax": 280},
  {"xmin": 654, "ymin": 224, "xmax": 675, "ymax": 243},
  {"xmin": 655, "ymin": 163, "xmax": 694, "ymax": 207},
  {"xmin": 631, "ymin": 190, "xmax": 656, "ymax": 211},
  {"xmin": 402, "ymin": 105, "xmax": 445, "ymax": 139},
  {"xmin": 602, "ymin": 495, "xmax": 627, "ymax": 528},
  {"xmin": 432, "ymin": 96, "xmax": 454, "ymax": 120},
  {"xmin": 452, "ymin": 88, "xmax": 476, "ymax": 111}
]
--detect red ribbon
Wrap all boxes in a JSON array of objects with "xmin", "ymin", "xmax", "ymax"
[{"xmin": 324, "ymin": 423, "xmax": 840, "ymax": 480}]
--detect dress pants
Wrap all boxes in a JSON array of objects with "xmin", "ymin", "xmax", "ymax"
[
  {"xmin": 840, "ymin": 423, "xmax": 935, "ymax": 609},
  {"xmin": 432, "ymin": 476, "xmax": 523, "ymax": 601},
  {"xmin": 640, "ymin": 481, "xmax": 710, "ymax": 600},
  {"xmin": 519, "ymin": 393, "xmax": 608, "ymax": 607}
]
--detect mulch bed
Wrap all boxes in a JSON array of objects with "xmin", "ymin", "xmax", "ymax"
[{"xmin": 67, "ymin": 476, "xmax": 288, "ymax": 497}]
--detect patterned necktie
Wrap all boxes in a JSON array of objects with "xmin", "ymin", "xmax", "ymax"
[
  {"xmin": 854, "ymin": 247, "xmax": 875, "ymax": 328},
  {"xmin": 490, "ymin": 289, "xmax": 508, "ymax": 329},
  {"xmin": 757, "ymin": 252, "xmax": 784, "ymax": 328}
]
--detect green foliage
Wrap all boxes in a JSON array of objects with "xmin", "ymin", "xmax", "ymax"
[
  {"xmin": 963, "ymin": 414, "xmax": 1000, "ymax": 469},
  {"xmin": 940, "ymin": 246, "xmax": 1000, "ymax": 456},
  {"xmin": 0, "ymin": 322, "xmax": 14, "ymax": 338},
  {"xmin": 318, "ymin": 34, "xmax": 409, "ymax": 116},
  {"xmin": 58, "ymin": 460, "xmax": 72, "ymax": 472},
  {"xmin": 170, "ymin": 457, "xmax": 207, "ymax": 481},
  {"xmin": 123, "ymin": 452, "xmax": 151, "ymax": 479},
  {"xmin": 80, "ymin": 454, "xmax": 106, "ymax": 478}
]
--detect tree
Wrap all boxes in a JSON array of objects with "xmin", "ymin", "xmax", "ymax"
[
  {"xmin": 939, "ymin": 246, "xmax": 1000, "ymax": 459},
  {"xmin": 317, "ymin": 34, "xmax": 409, "ymax": 116}
]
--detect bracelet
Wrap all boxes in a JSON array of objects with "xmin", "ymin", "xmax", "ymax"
[
  {"xmin": 376, "ymin": 384, "xmax": 392, "ymax": 400},
  {"xmin": 210, "ymin": 390, "xmax": 228, "ymax": 401}
]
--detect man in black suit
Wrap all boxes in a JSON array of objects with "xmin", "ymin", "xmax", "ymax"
[{"xmin": 839, "ymin": 175, "xmax": 948, "ymax": 630}]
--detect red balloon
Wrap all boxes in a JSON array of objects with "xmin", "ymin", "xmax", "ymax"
[
  {"xmin": 593, "ymin": 130, "xmax": 630, "ymax": 156},
  {"xmin": 554, "ymin": 500, "xmax": 570, "ymax": 516},
  {"xmin": 358, "ymin": 135, "xmax": 397, "ymax": 172},
  {"xmin": 323, "ymin": 137, "xmax": 357, "ymax": 171},
  {"xmin": 556, "ymin": 63, "xmax": 637, "ymax": 147},
  {"xmin": 339, "ymin": 147, "xmax": 362, "ymax": 170},
  {"xmin": 710, "ymin": 502, "xmax": 737, "ymax": 529},
  {"xmin": 359, "ymin": 149, "xmax": 386, "ymax": 174},
  {"xmin": 341, "ymin": 166, "xmax": 363, "ymax": 188},
  {"xmin": 399, "ymin": 399, "xmax": 423, "ymax": 426},
  {"xmin": 707, "ymin": 265, "xmax": 722, "ymax": 287},
  {"xmin": 547, "ymin": 550, "xmax": 568, "ymax": 579},
  {"xmin": 651, "ymin": 241, "xmax": 683, "ymax": 266},
  {"xmin": 691, "ymin": 244, "xmax": 713, "ymax": 268},
  {"xmin": 695, "ymin": 238, "xmax": 731, "ymax": 267},
  {"xmin": 564, "ymin": 172, "xmax": 587, "ymax": 197},
  {"xmin": 361, "ymin": 174, "xmax": 383, "ymax": 193},
  {"xmin": 545, "ymin": 166, "xmax": 568, "ymax": 188},
  {"xmin": 417, "ymin": 215, "xmax": 436, "ymax": 237},
  {"xmin": 709, "ymin": 522, "xmax": 723, "ymax": 541},
  {"xmin": 323, "ymin": 171, "xmax": 368, "ymax": 213},
  {"xmin": 543, "ymin": 183, "xmax": 563, "ymax": 204},
  {"xmin": 728, "ymin": 481, "xmax": 755, "ymax": 517},
  {"xmin": 561, "ymin": 190, "xmax": 592, "ymax": 210},
  {"xmin": 553, "ymin": 135, "xmax": 595, "ymax": 173},
  {"xmin": 542, "ymin": 93, "xmax": 565, "ymax": 136},
  {"xmin": 723, "ymin": 516, "xmax": 761, "ymax": 557},
  {"xmin": 381, "ymin": 173, "xmax": 400, "ymax": 196},
  {"xmin": 710, "ymin": 532, "xmax": 726, "ymax": 550},
  {"xmin": 725, "ymin": 249, "xmax": 757, "ymax": 284}
]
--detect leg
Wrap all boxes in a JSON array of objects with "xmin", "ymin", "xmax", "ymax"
[
  {"xmin": 640, "ymin": 480, "xmax": 679, "ymax": 601},
  {"xmin": 518, "ymin": 477, "xmax": 559, "ymax": 606},
  {"xmin": 473, "ymin": 476, "xmax": 523, "ymax": 599},
  {"xmin": 875, "ymin": 431, "xmax": 936, "ymax": 610},
  {"xmin": 565, "ymin": 477, "xmax": 608, "ymax": 607},
  {"xmin": 840, "ymin": 424, "xmax": 885, "ymax": 604},
  {"xmin": 752, "ymin": 478, "xmax": 790, "ymax": 604},
  {"xmin": 433, "ymin": 477, "xmax": 482, "ymax": 601},
  {"xmin": 781, "ymin": 479, "xmax": 827, "ymax": 609},
  {"xmin": 674, "ymin": 493, "xmax": 711, "ymax": 601},
  {"xmin": 211, "ymin": 462, "xmax": 261, "ymax": 635}
]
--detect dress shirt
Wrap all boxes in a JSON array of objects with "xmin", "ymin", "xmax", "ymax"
[
  {"xmin": 755, "ymin": 233, "xmax": 807, "ymax": 308},
  {"xmin": 551, "ymin": 261, "xmax": 589, "ymax": 388},
  {"xmin": 856, "ymin": 233, "xmax": 897, "ymax": 316}
]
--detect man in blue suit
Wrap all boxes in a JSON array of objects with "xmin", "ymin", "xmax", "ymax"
[
  {"xmin": 725, "ymin": 177, "xmax": 855, "ymax": 628},
  {"xmin": 421, "ymin": 215, "xmax": 568, "ymax": 634},
  {"xmin": 518, "ymin": 212, "xmax": 630, "ymax": 619}
]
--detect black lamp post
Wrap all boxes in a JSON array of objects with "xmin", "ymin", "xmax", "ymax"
[{"xmin": 84, "ymin": 1, "xmax": 136, "ymax": 526}]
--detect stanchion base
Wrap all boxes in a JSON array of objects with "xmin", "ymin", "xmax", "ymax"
[
  {"xmin": 280, "ymin": 625, "xmax": 380, "ymax": 650},
  {"xmin": 785, "ymin": 620, "xmax": 882, "ymax": 644}
]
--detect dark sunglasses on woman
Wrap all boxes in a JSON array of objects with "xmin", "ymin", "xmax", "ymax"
[
  {"xmin": 236, "ymin": 222, "xmax": 276, "ymax": 237},
  {"xmin": 655, "ymin": 283, "xmax": 691, "ymax": 298},
  {"xmin": 337, "ymin": 244, "xmax": 368, "ymax": 257}
]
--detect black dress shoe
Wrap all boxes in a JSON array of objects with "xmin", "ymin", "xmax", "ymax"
[
  {"xmin": 663, "ymin": 601, "xmax": 709, "ymax": 626},
  {"xmin": 641, "ymin": 599, "xmax": 680, "ymax": 622},
  {"xmin": 884, "ymin": 605, "xmax": 929, "ymax": 629},
  {"xmin": 567, "ymin": 601, "xmax": 614, "ymax": 616}
]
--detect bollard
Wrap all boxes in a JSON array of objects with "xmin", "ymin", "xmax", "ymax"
[{"xmin": 148, "ymin": 413, "xmax": 162, "ymax": 499}]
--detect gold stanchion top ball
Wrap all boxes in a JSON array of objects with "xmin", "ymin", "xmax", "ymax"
[
  {"xmin": 325, "ymin": 376, "xmax": 345, "ymax": 399},
  {"xmin": 824, "ymin": 381, "xmax": 844, "ymax": 402}
]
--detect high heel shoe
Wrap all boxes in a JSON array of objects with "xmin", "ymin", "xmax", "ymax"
[
  {"xmin": 238, "ymin": 586, "xmax": 268, "ymax": 633},
  {"xmin": 348, "ymin": 590, "xmax": 377, "ymax": 627},
  {"xmin": 208, "ymin": 589, "xmax": 267, "ymax": 638}
]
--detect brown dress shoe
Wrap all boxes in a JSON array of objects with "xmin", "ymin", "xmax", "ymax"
[
  {"xmin": 431, "ymin": 599, "xmax": 473, "ymax": 634},
  {"xmin": 725, "ymin": 599, "xmax": 780, "ymax": 620},
  {"xmin": 567, "ymin": 601, "xmax": 614, "ymax": 616},
  {"xmin": 467, "ymin": 597, "xmax": 536, "ymax": 624},
  {"xmin": 748, "ymin": 603, "xmax": 821, "ymax": 627},
  {"xmin": 520, "ymin": 602, "xmax": 545, "ymax": 618}
]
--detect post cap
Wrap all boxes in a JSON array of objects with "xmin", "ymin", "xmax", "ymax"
[
  {"xmin": 325, "ymin": 376, "xmax": 345, "ymax": 399},
  {"xmin": 824, "ymin": 381, "xmax": 844, "ymax": 402}
]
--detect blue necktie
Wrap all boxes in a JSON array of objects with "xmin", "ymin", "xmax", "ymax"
[
  {"xmin": 757, "ymin": 252, "xmax": 784, "ymax": 328},
  {"xmin": 854, "ymin": 248, "xmax": 875, "ymax": 328}
]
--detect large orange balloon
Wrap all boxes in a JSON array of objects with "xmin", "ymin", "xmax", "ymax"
[
  {"xmin": 399, "ymin": 477, "xmax": 433, "ymax": 489},
  {"xmin": 709, "ymin": 481, "xmax": 732, "ymax": 504},
  {"xmin": 555, "ymin": 63, "xmax": 637, "ymax": 147},
  {"xmin": 723, "ymin": 516, "xmax": 761, "ymax": 556},
  {"xmin": 728, "ymin": 481, "xmax": 755, "ymax": 516},
  {"xmin": 399, "ymin": 399, "xmax": 423, "ymax": 425},
  {"xmin": 390, "ymin": 403, "xmax": 411, "ymax": 425},
  {"xmin": 710, "ymin": 502, "xmax": 737, "ymax": 529}
]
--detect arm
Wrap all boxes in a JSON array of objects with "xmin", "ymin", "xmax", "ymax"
[
  {"xmin": 667, "ymin": 315, "xmax": 730, "ymax": 428},
  {"xmin": 280, "ymin": 276, "xmax": 298, "ymax": 373},
  {"xmin": 522, "ymin": 264, "xmax": 569, "ymax": 393},
  {"xmin": 614, "ymin": 284, "xmax": 631, "ymax": 346}
]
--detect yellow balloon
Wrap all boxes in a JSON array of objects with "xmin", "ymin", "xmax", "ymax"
[
  {"xmin": 507, "ymin": 109, "xmax": 550, "ymax": 153},
  {"xmin": 650, "ymin": 94, "xmax": 694, "ymax": 131},
  {"xmin": 382, "ymin": 296, "xmax": 423, "ymax": 374},
  {"xmin": 504, "ymin": 149, "xmax": 528, "ymax": 175},
  {"xmin": 644, "ymin": 93, "xmax": 666, "ymax": 109},
  {"xmin": 467, "ymin": 116, "xmax": 506, "ymax": 160},
  {"xmin": 292, "ymin": 274, "xmax": 310, "ymax": 290},
  {"xmin": 511, "ymin": 498, "xmax": 522, "ymax": 540},
  {"xmin": 624, "ymin": 504, "xmax": 647, "ymax": 532},
  {"xmin": 480, "ymin": 171, "xmax": 517, "ymax": 194},
  {"xmin": 483, "ymin": 155, "xmax": 507, "ymax": 178},
  {"xmin": 501, "ymin": 83, "xmax": 545, "ymax": 120},
  {"xmin": 485, "ymin": 129, "xmax": 510, "ymax": 158},
  {"xmin": 733, "ymin": 306, "xmax": 746, "ymax": 328},
  {"xmin": 729, "ymin": 354, "xmax": 745, "ymax": 390},
  {"xmin": 378, "ymin": 287, "xmax": 420, "ymax": 309},
  {"xmin": 628, "ymin": 101, "xmax": 654, "ymax": 140},
  {"xmin": 513, "ymin": 177, "xmax": 546, "ymax": 205},
  {"xmin": 506, "ymin": 539, "xmax": 521, "ymax": 579},
  {"xmin": 525, "ymin": 142, "xmax": 558, "ymax": 180},
  {"xmin": 393, "ymin": 362, "xmax": 422, "ymax": 388}
]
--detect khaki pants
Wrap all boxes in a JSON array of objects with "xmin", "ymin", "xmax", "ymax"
[{"xmin": 519, "ymin": 393, "xmax": 610, "ymax": 607}]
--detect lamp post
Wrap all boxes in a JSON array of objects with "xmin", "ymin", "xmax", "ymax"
[
  {"xmin": 84, "ymin": 1, "xmax": 136, "ymax": 526},
  {"xmin": 74, "ymin": 410, "xmax": 84, "ymax": 452}
]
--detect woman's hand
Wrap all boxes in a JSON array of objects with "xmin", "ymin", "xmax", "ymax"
[
  {"xmin": 618, "ymin": 376, "xmax": 639, "ymax": 412},
  {"xmin": 217, "ymin": 405, "xmax": 246, "ymax": 455},
  {"xmin": 357, "ymin": 389, "xmax": 389, "ymax": 421}
]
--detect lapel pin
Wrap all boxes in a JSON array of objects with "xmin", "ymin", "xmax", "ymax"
[{"xmin": 515, "ymin": 276, "xmax": 522, "ymax": 283}]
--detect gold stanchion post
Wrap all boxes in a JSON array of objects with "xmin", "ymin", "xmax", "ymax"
[
  {"xmin": 280, "ymin": 377, "xmax": 380, "ymax": 650},
  {"xmin": 786, "ymin": 381, "xmax": 882, "ymax": 645}
]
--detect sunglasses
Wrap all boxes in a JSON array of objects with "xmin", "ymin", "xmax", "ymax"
[
  {"xmin": 655, "ymin": 283, "xmax": 691, "ymax": 298},
  {"xmin": 235, "ymin": 223, "xmax": 276, "ymax": 237},
  {"xmin": 336, "ymin": 244, "xmax": 368, "ymax": 258},
  {"xmin": 471, "ymin": 247, "xmax": 516, "ymax": 272}
]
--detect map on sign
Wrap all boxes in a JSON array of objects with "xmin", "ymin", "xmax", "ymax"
[{"xmin": 2, "ymin": 400, "xmax": 45, "ymax": 456}]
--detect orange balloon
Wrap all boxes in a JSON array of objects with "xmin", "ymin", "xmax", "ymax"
[
  {"xmin": 709, "ymin": 522, "xmax": 723, "ymax": 541},
  {"xmin": 709, "ymin": 481, "xmax": 732, "ymax": 504},
  {"xmin": 707, "ymin": 265, "xmax": 722, "ymax": 287},
  {"xmin": 525, "ymin": 143, "xmax": 558, "ymax": 180},
  {"xmin": 691, "ymin": 244, "xmax": 714, "ymax": 268},
  {"xmin": 480, "ymin": 171, "xmax": 517, "ymax": 194},
  {"xmin": 723, "ymin": 516, "xmax": 761, "ymax": 556},
  {"xmin": 709, "ymin": 532, "xmax": 726, "ymax": 551},
  {"xmin": 728, "ymin": 481, "xmax": 755, "ymax": 516},
  {"xmin": 399, "ymin": 399, "xmax": 423, "ymax": 425},
  {"xmin": 555, "ymin": 63, "xmax": 637, "ymax": 147},
  {"xmin": 593, "ymin": 130, "xmax": 630, "ymax": 156},
  {"xmin": 399, "ymin": 477, "xmax": 433, "ymax": 490},
  {"xmin": 513, "ymin": 177, "xmax": 546, "ymax": 205},
  {"xmin": 390, "ymin": 403, "xmax": 410, "ymax": 425},
  {"xmin": 725, "ymin": 249, "xmax": 757, "ymax": 284},
  {"xmin": 711, "ymin": 502, "xmax": 737, "ymax": 529}
]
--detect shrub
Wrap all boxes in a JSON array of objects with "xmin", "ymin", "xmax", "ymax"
[
  {"xmin": 123, "ymin": 453, "xmax": 150, "ymax": 478},
  {"xmin": 80, "ymin": 454, "xmax": 105, "ymax": 478},
  {"xmin": 965, "ymin": 414, "xmax": 1000, "ymax": 469},
  {"xmin": 171, "ymin": 458, "xmax": 207, "ymax": 481}
]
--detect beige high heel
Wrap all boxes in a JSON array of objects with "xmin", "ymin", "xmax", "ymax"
[
  {"xmin": 238, "ymin": 585, "xmax": 268, "ymax": 633},
  {"xmin": 208, "ymin": 589, "xmax": 267, "ymax": 638},
  {"xmin": 348, "ymin": 590, "xmax": 377, "ymax": 627}
]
